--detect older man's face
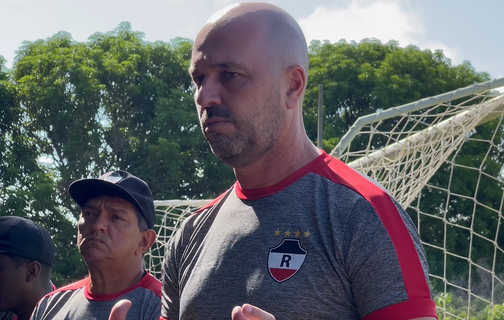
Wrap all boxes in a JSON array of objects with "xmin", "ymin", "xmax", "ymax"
[{"xmin": 77, "ymin": 195, "xmax": 143, "ymax": 264}]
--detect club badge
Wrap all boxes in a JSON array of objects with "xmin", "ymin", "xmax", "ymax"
[{"xmin": 268, "ymin": 238, "xmax": 307, "ymax": 283}]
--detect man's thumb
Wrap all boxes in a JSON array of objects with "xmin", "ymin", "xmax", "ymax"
[{"xmin": 109, "ymin": 299, "xmax": 132, "ymax": 320}]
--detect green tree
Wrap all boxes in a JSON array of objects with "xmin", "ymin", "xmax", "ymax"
[
  {"xmin": 305, "ymin": 38, "xmax": 489, "ymax": 151},
  {"xmin": 11, "ymin": 24, "xmax": 235, "ymax": 284},
  {"xmin": 1, "ymin": 55, "xmax": 85, "ymax": 286}
]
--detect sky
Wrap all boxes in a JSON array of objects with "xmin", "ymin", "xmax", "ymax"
[{"xmin": 1, "ymin": 0, "xmax": 503, "ymax": 80}]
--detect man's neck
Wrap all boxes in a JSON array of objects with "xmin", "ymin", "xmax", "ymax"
[
  {"xmin": 87, "ymin": 259, "xmax": 144, "ymax": 295},
  {"xmin": 13, "ymin": 281, "xmax": 54, "ymax": 320},
  {"xmin": 235, "ymin": 136, "xmax": 320, "ymax": 190}
]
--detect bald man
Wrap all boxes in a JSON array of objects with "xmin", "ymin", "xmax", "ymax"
[{"xmin": 114, "ymin": 2, "xmax": 437, "ymax": 320}]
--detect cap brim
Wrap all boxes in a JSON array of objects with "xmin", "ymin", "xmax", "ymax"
[{"xmin": 69, "ymin": 179, "xmax": 143, "ymax": 214}]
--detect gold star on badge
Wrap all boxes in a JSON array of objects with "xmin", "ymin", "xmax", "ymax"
[
  {"xmin": 274, "ymin": 229, "xmax": 281, "ymax": 236},
  {"xmin": 304, "ymin": 231, "xmax": 311, "ymax": 237},
  {"xmin": 295, "ymin": 231, "xmax": 301, "ymax": 237},
  {"xmin": 284, "ymin": 230, "xmax": 291, "ymax": 236}
]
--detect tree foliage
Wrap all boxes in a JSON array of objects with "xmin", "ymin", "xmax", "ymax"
[
  {"xmin": 304, "ymin": 38, "xmax": 490, "ymax": 150},
  {"xmin": 5, "ymin": 23, "xmax": 235, "ymax": 285},
  {"xmin": 1, "ymin": 31, "xmax": 501, "ymax": 292}
]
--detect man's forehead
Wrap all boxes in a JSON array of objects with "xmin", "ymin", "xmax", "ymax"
[
  {"xmin": 190, "ymin": 24, "xmax": 266, "ymax": 72},
  {"xmin": 83, "ymin": 195, "xmax": 134, "ymax": 211}
]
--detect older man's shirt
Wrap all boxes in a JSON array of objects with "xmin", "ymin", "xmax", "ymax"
[{"xmin": 31, "ymin": 272, "xmax": 160, "ymax": 320}]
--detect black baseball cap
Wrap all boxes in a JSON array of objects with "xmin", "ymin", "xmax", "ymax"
[
  {"xmin": 68, "ymin": 170, "xmax": 156, "ymax": 229},
  {"xmin": 0, "ymin": 216, "xmax": 56, "ymax": 266}
]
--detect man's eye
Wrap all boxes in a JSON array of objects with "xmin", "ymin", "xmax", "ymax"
[
  {"xmin": 223, "ymin": 72, "xmax": 239, "ymax": 79},
  {"xmin": 193, "ymin": 75, "xmax": 204, "ymax": 86},
  {"xmin": 113, "ymin": 215, "xmax": 124, "ymax": 221},
  {"xmin": 82, "ymin": 211, "xmax": 93, "ymax": 216}
]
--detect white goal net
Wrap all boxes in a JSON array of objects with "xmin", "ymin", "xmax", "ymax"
[
  {"xmin": 146, "ymin": 200, "xmax": 210, "ymax": 280},
  {"xmin": 147, "ymin": 78, "xmax": 504, "ymax": 319}
]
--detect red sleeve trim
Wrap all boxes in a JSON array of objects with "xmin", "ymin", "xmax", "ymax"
[
  {"xmin": 318, "ymin": 156, "xmax": 433, "ymax": 304},
  {"xmin": 43, "ymin": 277, "xmax": 89, "ymax": 298},
  {"xmin": 193, "ymin": 185, "xmax": 236, "ymax": 214},
  {"xmin": 363, "ymin": 298, "xmax": 437, "ymax": 320},
  {"xmin": 85, "ymin": 271, "xmax": 161, "ymax": 301},
  {"xmin": 160, "ymin": 317, "xmax": 169, "ymax": 320},
  {"xmin": 138, "ymin": 273, "xmax": 162, "ymax": 298}
]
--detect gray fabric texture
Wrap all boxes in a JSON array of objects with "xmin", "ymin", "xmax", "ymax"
[
  {"xmin": 31, "ymin": 273, "xmax": 160, "ymax": 320},
  {"xmin": 0, "ymin": 312, "xmax": 15, "ymax": 320},
  {"xmin": 161, "ymin": 157, "xmax": 433, "ymax": 320}
]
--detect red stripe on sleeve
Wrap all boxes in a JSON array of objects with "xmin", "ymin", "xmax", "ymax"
[
  {"xmin": 318, "ymin": 155, "xmax": 437, "ymax": 318},
  {"xmin": 363, "ymin": 298, "xmax": 437, "ymax": 320}
]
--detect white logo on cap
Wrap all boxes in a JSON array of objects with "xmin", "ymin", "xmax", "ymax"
[{"xmin": 103, "ymin": 172, "xmax": 124, "ymax": 184}]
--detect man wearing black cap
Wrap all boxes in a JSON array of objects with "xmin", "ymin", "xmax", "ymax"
[
  {"xmin": 31, "ymin": 170, "xmax": 161, "ymax": 320},
  {"xmin": 0, "ymin": 216, "xmax": 56, "ymax": 320}
]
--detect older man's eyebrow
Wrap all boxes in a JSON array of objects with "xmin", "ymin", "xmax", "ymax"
[
  {"xmin": 82, "ymin": 204, "xmax": 98, "ymax": 210},
  {"xmin": 103, "ymin": 206, "xmax": 126, "ymax": 213}
]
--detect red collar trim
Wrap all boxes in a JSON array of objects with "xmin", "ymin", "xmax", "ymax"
[
  {"xmin": 235, "ymin": 151, "xmax": 330, "ymax": 200},
  {"xmin": 84, "ymin": 271, "xmax": 153, "ymax": 301}
]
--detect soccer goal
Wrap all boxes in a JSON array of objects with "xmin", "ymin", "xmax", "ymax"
[
  {"xmin": 147, "ymin": 77, "xmax": 504, "ymax": 319},
  {"xmin": 333, "ymin": 77, "xmax": 504, "ymax": 319}
]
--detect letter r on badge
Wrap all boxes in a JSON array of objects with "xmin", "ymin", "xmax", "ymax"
[{"xmin": 280, "ymin": 255, "xmax": 291, "ymax": 267}]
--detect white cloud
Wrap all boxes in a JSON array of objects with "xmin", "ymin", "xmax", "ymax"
[{"xmin": 298, "ymin": 0, "xmax": 462, "ymax": 64}]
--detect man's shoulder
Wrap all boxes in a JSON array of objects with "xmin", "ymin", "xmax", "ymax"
[
  {"xmin": 42, "ymin": 277, "xmax": 89, "ymax": 300},
  {"xmin": 193, "ymin": 184, "xmax": 235, "ymax": 215},
  {"xmin": 312, "ymin": 153, "xmax": 389, "ymax": 199},
  {"xmin": 137, "ymin": 272, "xmax": 161, "ymax": 298}
]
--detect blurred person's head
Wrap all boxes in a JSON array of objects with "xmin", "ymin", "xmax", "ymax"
[{"xmin": 0, "ymin": 216, "xmax": 56, "ymax": 320}]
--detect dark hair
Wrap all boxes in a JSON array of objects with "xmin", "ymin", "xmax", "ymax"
[
  {"xmin": 135, "ymin": 209, "xmax": 149, "ymax": 232},
  {"xmin": 5, "ymin": 253, "xmax": 52, "ymax": 282}
]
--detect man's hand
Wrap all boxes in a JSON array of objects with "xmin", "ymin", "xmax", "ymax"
[
  {"xmin": 108, "ymin": 299, "xmax": 132, "ymax": 320},
  {"xmin": 231, "ymin": 304, "xmax": 275, "ymax": 320}
]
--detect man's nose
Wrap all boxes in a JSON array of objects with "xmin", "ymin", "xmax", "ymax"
[
  {"xmin": 195, "ymin": 77, "xmax": 222, "ymax": 111},
  {"xmin": 91, "ymin": 213, "xmax": 108, "ymax": 233}
]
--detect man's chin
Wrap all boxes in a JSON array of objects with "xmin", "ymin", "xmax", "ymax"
[{"xmin": 79, "ymin": 248, "xmax": 107, "ymax": 263}]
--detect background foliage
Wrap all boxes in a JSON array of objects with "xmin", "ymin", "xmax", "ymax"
[{"xmin": 0, "ymin": 25, "xmax": 501, "ymax": 303}]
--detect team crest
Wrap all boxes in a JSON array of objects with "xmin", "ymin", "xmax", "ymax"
[{"xmin": 268, "ymin": 238, "xmax": 307, "ymax": 283}]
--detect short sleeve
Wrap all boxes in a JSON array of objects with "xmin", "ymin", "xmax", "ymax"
[
  {"xmin": 343, "ymin": 197, "xmax": 436, "ymax": 319},
  {"xmin": 161, "ymin": 228, "xmax": 183, "ymax": 320},
  {"xmin": 30, "ymin": 296, "xmax": 48, "ymax": 320}
]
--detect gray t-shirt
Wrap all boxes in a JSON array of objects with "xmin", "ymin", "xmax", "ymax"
[
  {"xmin": 31, "ymin": 272, "xmax": 161, "ymax": 320},
  {"xmin": 161, "ymin": 152, "xmax": 437, "ymax": 319},
  {"xmin": 0, "ymin": 312, "xmax": 15, "ymax": 320}
]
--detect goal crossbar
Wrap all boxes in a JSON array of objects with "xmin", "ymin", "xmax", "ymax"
[
  {"xmin": 344, "ymin": 94, "xmax": 504, "ymax": 172},
  {"xmin": 332, "ymin": 77, "xmax": 504, "ymax": 158}
]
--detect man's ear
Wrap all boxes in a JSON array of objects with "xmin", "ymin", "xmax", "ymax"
[
  {"xmin": 137, "ymin": 230, "xmax": 156, "ymax": 255},
  {"xmin": 285, "ymin": 64, "xmax": 307, "ymax": 110},
  {"xmin": 25, "ymin": 260, "xmax": 41, "ymax": 282}
]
